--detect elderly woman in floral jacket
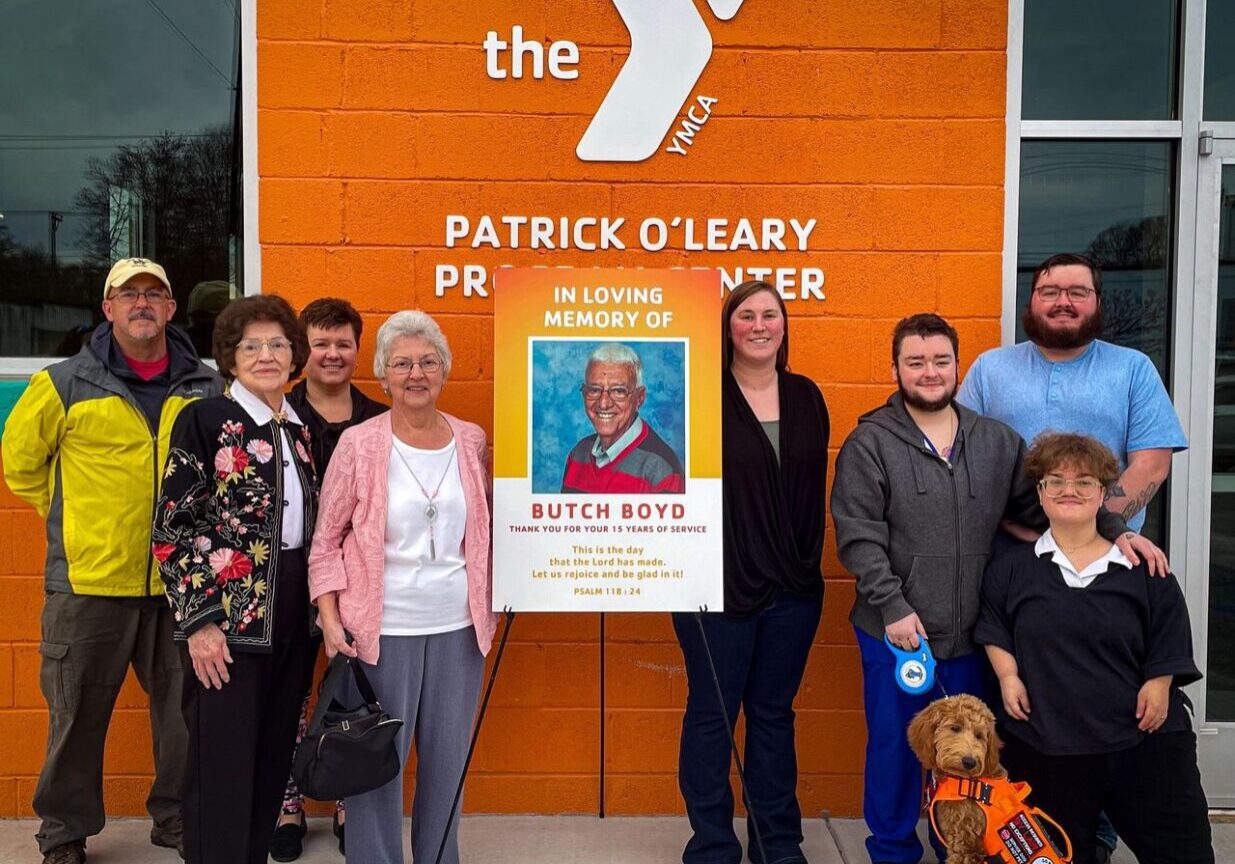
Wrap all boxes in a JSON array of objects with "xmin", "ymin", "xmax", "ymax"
[{"xmin": 152, "ymin": 295, "xmax": 316, "ymax": 864}]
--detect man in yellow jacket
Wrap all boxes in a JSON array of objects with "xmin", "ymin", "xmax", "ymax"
[{"xmin": 3, "ymin": 258, "xmax": 222, "ymax": 864}]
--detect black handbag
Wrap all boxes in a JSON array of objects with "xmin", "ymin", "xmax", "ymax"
[{"xmin": 292, "ymin": 651, "xmax": 404, "ymax": 800}]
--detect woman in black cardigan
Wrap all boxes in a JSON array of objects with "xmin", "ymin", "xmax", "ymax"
[
  {"xmin": 673, "ymin": 280, "xmax": 829, "ymax": 864},
  {"xmin": 152, "ymin": 295, "xmax": 316, "ymax": 864}
]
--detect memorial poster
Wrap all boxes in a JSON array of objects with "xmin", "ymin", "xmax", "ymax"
[{"xmin": 493, "ymin": 268, "xmax": 723, "ymax": 612}]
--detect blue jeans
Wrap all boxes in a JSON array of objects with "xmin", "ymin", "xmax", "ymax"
[
  {"xmin": 673, "ymin": 591, "xmax": 823, "ymax": 864},
  {"xmin": 855, "ymin": 627, "xmax": 987, "ymax": 864}
]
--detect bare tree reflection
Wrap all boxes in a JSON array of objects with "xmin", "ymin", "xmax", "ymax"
[
  {"xmin": 0, "ymin": 127, "xmax": 237, "ymax": 356},
  {"xmin": 74, "ymin": 126, "xmax": 235, "ymax": 306},
  {"xmin": 1084, "ymin": 214, "xmax": 1169, "ymax": 362}
]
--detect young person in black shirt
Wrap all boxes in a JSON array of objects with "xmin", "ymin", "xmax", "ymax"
[
  {"xmin": 672, "ymin": 280, "xmax": 829, "ymax": 864},
  {"xmin": 976, "ymin": 433, "xmax": 1213, "ymax": 864}
]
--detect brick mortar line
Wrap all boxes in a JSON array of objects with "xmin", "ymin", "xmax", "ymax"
[
  {"xmin": 262, "ymin": 245, "xmax": 1006, "ymax": 255},
  {"xmin": 260, "ymin": 178, "xmax": 1004, "ymax": 188},
  {"xmin": 263, "ymin": 109, "xmax": 1007, "ymax": 120},
  {"xmin": 261, "ymin": 108, "xmax": 1006, "ymax": 121},
  {"xmin": 261, "ymin": 39, "xmax": 1005, "ymax": 54},
  {"xmin": 266, "ymin": 173, "xmax": 1006, "ymax": 186}
]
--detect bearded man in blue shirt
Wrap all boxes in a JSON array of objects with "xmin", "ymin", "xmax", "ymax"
[{"xmin": 958, "ymin": 252, "xmax": 1186, "ymax": 534}]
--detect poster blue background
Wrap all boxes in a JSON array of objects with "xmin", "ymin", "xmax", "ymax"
[{"xmin": 531, "ymin": 340, "xmax": 686, "ymax": 493}]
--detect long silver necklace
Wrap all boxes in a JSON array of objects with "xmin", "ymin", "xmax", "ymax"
[{"xmin": 392, "ymin": 438, "xmax": 456, "ymax": 561}]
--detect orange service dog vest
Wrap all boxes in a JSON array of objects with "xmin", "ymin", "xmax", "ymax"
[{"xmin": 927, "ymin": 775, "xmax": 1072, "ymax": 864}]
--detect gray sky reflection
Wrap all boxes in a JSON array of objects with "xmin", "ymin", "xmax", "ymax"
[{"xmin": 0, "ymin": 0, "xmax": 237, "ymax": 257}]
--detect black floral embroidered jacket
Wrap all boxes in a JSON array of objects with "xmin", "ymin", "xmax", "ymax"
[{"xmin": 152, "ymin": 393, "xmax": 317, "ymax": 652}]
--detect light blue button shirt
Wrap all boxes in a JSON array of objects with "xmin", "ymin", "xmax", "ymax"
[{"xmin": 957, "ymin": 340, "xmax": 1187, "ymax": 532}]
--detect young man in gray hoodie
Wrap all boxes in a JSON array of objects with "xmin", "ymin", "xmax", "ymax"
[{"xmin": 830, "ymin": 313, "xmax": 1162, "ymax": 864}]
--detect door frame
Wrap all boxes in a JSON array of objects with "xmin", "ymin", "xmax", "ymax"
[{"xmin": 1182, "ymin": 131, "xmax": 1235, "ymax": 808}]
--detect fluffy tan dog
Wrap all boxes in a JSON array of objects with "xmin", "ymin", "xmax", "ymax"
[{"xmin": 907, "ymin": 695, "xmax": 1004, "ymax": 864}]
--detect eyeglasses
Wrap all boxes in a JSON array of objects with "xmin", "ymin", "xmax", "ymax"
[
  {"xmin": 1038, "ymin": 476, "xmax": 1103, "ymax": 499},
  {"xmin": 581, "ymin": 384, "xmax": 634, "ymax": 403},
  {"xmin": 109, "ymin": 288, "xmax": 171, "ymax": 305},
  {"xmin": 1035, "ymin": 285, "xmax": 1097, "ymax": 303},
  {"xmin": 236, "ymin": 338, "xmax": 293, "ymax": 357},
  {"xmin": 387, "ymin": 357, "xmax": 442, "ymax": 375}
]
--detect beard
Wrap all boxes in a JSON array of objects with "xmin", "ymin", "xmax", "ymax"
[
  {"xmin": 1022, "ymin": 304, "xmax": 1103, "ymax": 350},
  {"xmin": 897, "ymin": 378, "xmax": 956, "ymax": 412}
]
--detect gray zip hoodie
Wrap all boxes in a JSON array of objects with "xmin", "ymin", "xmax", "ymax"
[{"xmin": 832, "ymin": 393, "xmax": 1126, "ymax": 658}]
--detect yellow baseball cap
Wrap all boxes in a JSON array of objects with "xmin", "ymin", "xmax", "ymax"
[{"xmin": 104, "ymin": 258, "xmax": 171, "ymax": 299}]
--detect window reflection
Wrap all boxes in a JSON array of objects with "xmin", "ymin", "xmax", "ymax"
[
  {"xmin": 1022, "ymin": 0, "xmax": 1178, "ymax": 121},
  {"xmin": 1016, "ymin": 140, "xmax": 1176, "ymax": 543},
  {"xmin": 1207, "ymin": 166, "xmax": 1235, "ymax": 721},
  {"xmin": 1204, "ymin": 1, "xmax": 1235, "ymax": 120},
  {"xmin": 0, "ymin": 0, "xmax": 242, "ymax": 357}
]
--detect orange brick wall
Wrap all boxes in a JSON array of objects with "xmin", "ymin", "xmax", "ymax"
[{"xmin": 0, "ymin": 0, "xmax": 1007, "ymax": 819}]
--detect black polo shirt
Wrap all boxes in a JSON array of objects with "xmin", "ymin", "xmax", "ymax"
[{"xmin": 975, "ymin": 543, "xmax": 1200, "ymax": 756}]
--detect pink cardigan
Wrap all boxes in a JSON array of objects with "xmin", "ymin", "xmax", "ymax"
[{"xmin": 307, "ymin": 411, "xmax": 498, "ymax": 664}]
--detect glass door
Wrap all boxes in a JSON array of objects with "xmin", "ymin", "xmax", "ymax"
[{"xmin": 1186, "ymin": 136, "xmax": 1235, "ymax": 806}]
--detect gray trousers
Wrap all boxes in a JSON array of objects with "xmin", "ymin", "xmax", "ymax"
[
  {"xmin": 34, "ymin": 592, "xmax": 186, "ymax": 853},
  {"xmin": 346, "ymin": 627, "xmax": 484, "ymax": 864}
]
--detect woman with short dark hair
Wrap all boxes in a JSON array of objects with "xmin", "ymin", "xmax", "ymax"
[
  {"xmin": 153, "ymin": 294, "xmax": 317, "ymax": 864},
  {"xmin": 976, "ymin": 432, "xmax": 1213, "ymax": 864},
  {"xmin": 274, "ymin": 297, "xmax": 385, "ymax": 861}
]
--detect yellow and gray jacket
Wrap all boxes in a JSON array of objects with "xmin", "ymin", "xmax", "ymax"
[{"xmin": 2, "ymin": 325, "xmax": 221, "ymax": 596}]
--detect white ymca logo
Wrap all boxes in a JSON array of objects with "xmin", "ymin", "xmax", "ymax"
[{"xmin": 576, "ymin": 0, "xmax": 747, "ymax": 162}]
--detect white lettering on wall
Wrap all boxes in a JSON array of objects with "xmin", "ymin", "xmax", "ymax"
[{"xmin": 484, "ymin": 27, "xmax": 580, "ymax": 80}]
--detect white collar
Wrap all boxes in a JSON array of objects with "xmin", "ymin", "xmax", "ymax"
[
  {"xmin": 229, "ymin": 379, "xmax": 302, "ymax": 427},
  {"xmin": 1035, "ymin": 528, "xmax": 1132, "ymax": 582}
]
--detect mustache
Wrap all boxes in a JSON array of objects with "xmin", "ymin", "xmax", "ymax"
[{"xmin": 128, "ymin": 310, "xmax": 157, "ymax": 321}]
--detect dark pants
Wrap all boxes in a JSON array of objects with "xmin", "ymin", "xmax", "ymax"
[
  {"xmin": 673, "ymin": 591, "xmax": 822, "ymax": 864},
  {"xmin": 181, "ymin": 552, "xmax": 313, "ymax": 864},
  {"xmin": 855, "ymin": 627, "xmax": 987, "ymax": 864},
  {"xmin": 1001, "ymin": 730, "xmax": 1214, "ymax": 864},
  {"xmin": 34, "ymin": 592, "xmax": 186, "ymax": 854}
]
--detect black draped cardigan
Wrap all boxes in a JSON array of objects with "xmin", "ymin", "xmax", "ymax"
[{"xmin": 721, "ymin": 369, "xmax": 830, "ymax": 616}]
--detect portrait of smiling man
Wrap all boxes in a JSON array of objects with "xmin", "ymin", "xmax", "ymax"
[{"xmin": 561, "ymin": 342, "xmax": 685, "ymax": 494}]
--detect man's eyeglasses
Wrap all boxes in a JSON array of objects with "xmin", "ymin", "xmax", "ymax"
[
  {"xmin": 109, "ymin": 288, "xmax": 171, "ymax": 305},
  {"xmin": 236, "ymin": 338, "xmax": 293, "ymax": 358},
  {"xmin": 581, "ymin": 384, "xmax": 634, "ymax": 403},
  {"xmin": 1038, "ymin": 476, "xmax": 1103, "ymax": 499},
  {"xmin": 387, "ymin": 357, "xmax": 442, "ymax": 375},
  {"xmin": 1035, "ymin": 285, "xmax": 1096, "ymax": 303}
]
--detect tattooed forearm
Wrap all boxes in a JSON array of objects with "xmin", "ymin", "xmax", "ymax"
[
  {"xmin": 1120, "ymin": 481, "xmax": 1158, "ymax": 522},
  {"xmin": 1105, "ymin": 482, "xmax": 1127, "ymax": 502}
]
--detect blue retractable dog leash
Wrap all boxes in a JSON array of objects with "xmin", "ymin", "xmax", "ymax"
[{"xmin": 884, "ymin": 634, "xmax": 946, "ymax": 697}]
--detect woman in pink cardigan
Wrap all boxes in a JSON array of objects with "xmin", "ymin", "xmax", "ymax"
[{"xmin": 307, "ymin": 310, "xmax": 497, "ymax": 864}]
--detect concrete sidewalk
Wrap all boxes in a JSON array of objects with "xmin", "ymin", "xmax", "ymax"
[{"xmin": 0, "ymin": 815, "xmax": 1227, "ymax": 862}]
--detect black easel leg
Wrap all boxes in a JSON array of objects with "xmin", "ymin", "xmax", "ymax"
[
  {"xmin": 433, "ymin": 608, "xmax": 516, "ymax": 864},
  {"xmin": 599, "ymin": 610, "xmax": 606, "ymax": 818},
  {"xmin": 694, "ymin": 608, "xmax": 768, "ymax": 864}
]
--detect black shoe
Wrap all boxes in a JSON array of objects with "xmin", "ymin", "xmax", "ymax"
[
  {"xmin": 41, "ymin": 840, "xmax": 86, "ymax": 864},
  {"xmin": 270, "ymin": 818, "xmax": 308, "ymax": 863},
  {"xmin": 333, "ymin": 810, "xmax": 345, "ymax": 856}
]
